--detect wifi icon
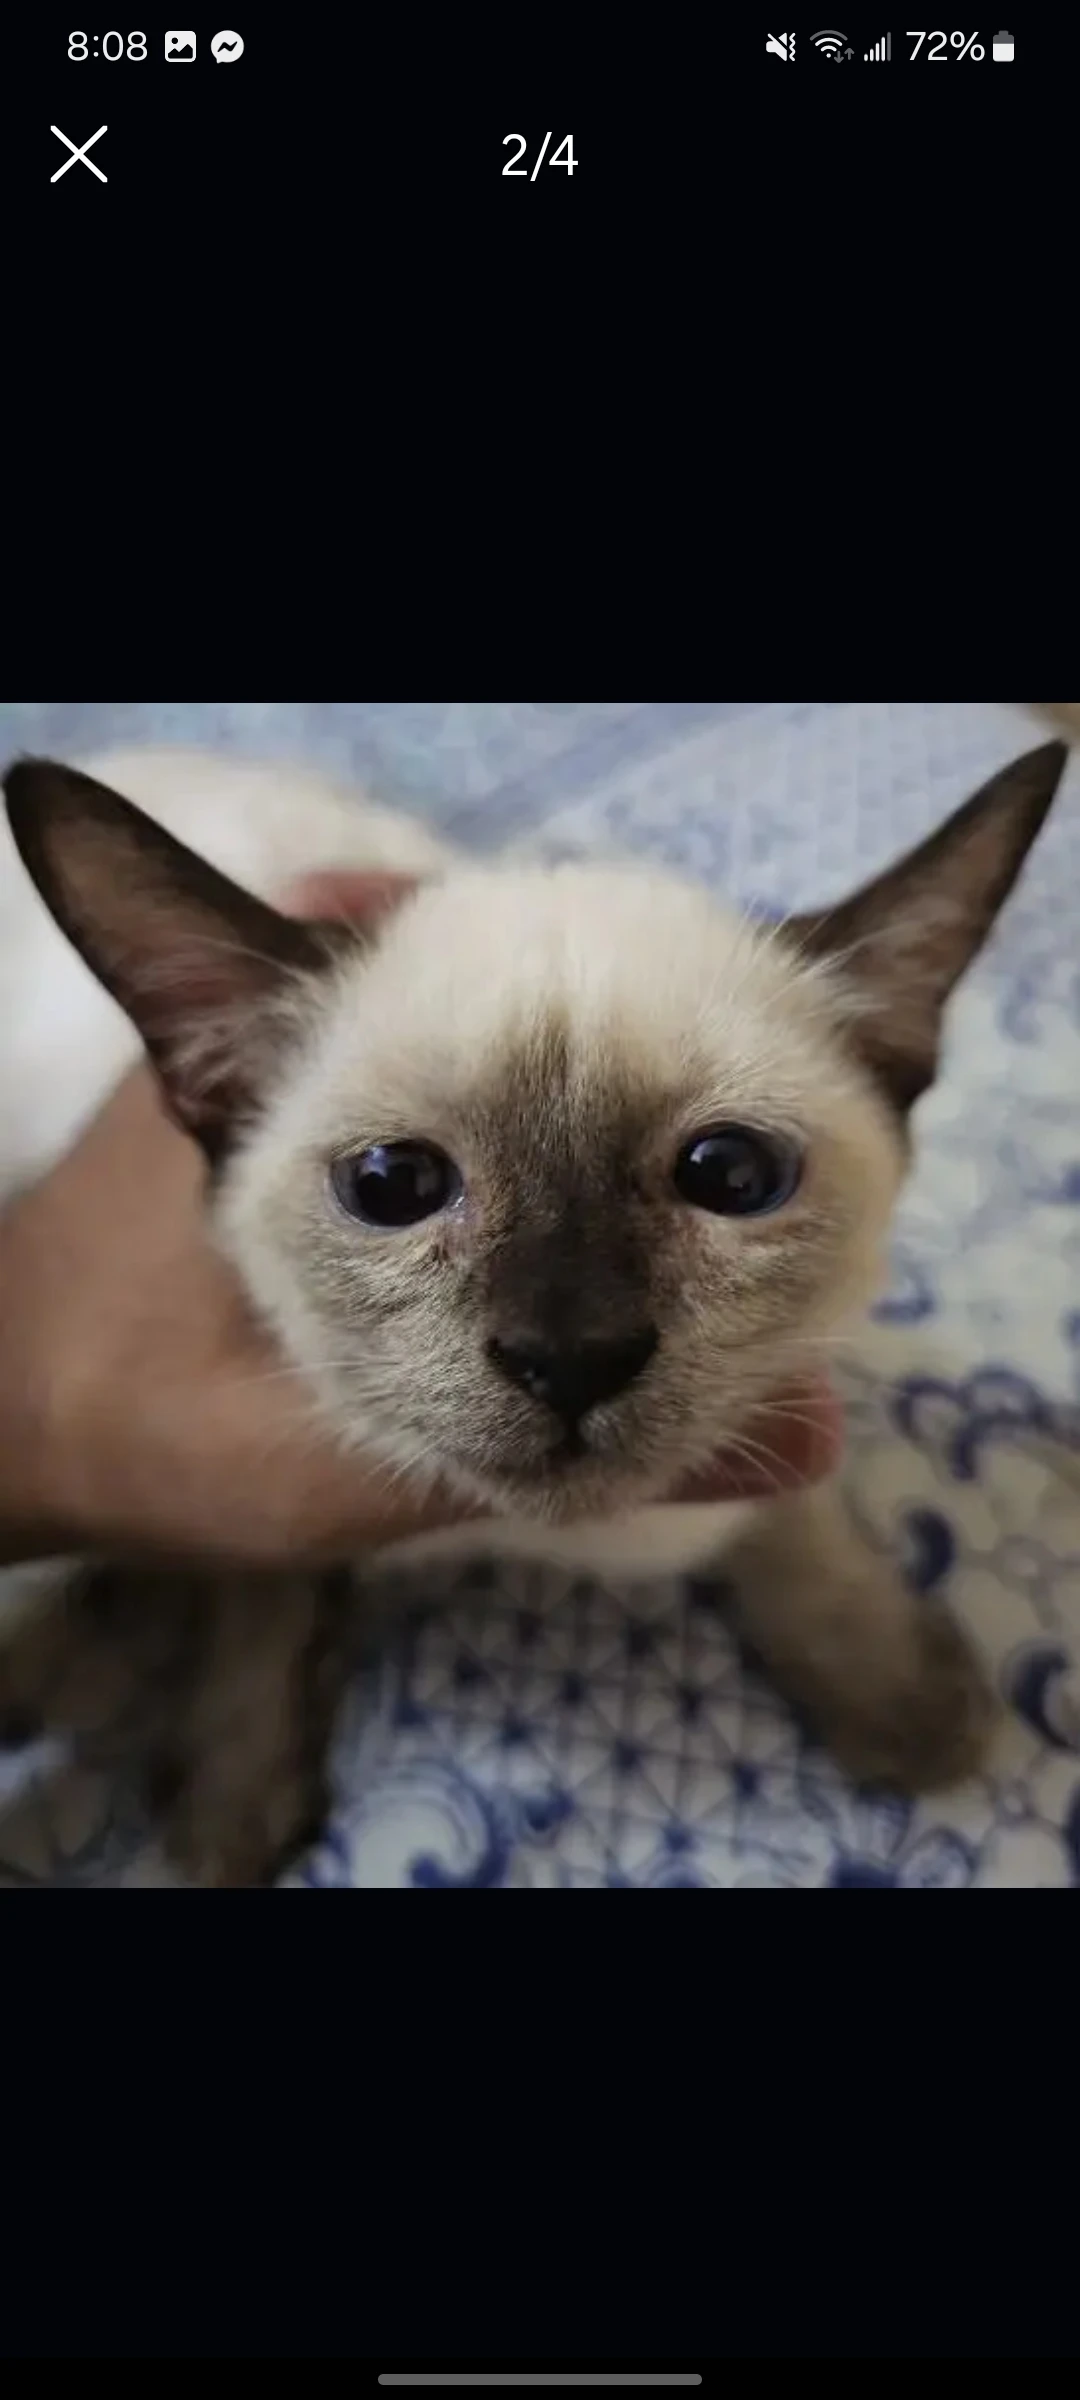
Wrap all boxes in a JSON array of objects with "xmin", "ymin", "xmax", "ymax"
[{"xmin": 810, "ymin": 28, "xmax": 854, "ymax": 57}]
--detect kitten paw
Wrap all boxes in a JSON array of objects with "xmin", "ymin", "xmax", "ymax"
[
  {"xmin": 815, "ymin": 1608, "xmax": 998, "ymax": 1794},
  {"xmin": 159, "ymin": 1777, "xmax": 329, "ymax": 1889}
]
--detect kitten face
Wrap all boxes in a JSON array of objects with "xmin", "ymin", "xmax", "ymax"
[
  {"xmin": 4, "ymin": 741, "xmax": 1066, "ymax": 1531},
  {"xmin": 216, "ymin": 864, "xmax": 905, "ymax": 1518}
]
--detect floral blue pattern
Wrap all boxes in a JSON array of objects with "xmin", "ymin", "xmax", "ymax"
[{"xmin": 2, "ymin": 699, "xmax": 1079, "ymax": 1888}]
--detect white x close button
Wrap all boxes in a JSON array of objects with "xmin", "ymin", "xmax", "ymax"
[{"xmin": 50, "ymin": 126, "xmax": 108, "ymax": 183}]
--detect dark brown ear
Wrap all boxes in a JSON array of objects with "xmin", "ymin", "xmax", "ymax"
[
  {"xmin": 3, "ymin": 757, "xmax": 349, "ymax": 1160},
  {"xmin": 785, "ymin": 741, "xmax": 1069, "ymax": 1112}
]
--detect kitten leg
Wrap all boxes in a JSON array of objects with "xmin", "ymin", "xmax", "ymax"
[
  {"xmin": 0, "ymin": 1565, "xmax": 171, "ymax": 1749},
  {"xmin": 0, "ymin": 1586, "xmax": 62, "ymax": 1746},
  {"xmin": 152, "ymin": 1570, "xmax": 352, "ymax": 1889},
  {"xmin": 1, "ymin": 1564, "xmax": 351, "ymax": 1887},
  {"xmin": 730, "ymin": 1482, "xmax": 996, "ymax": 1790}
]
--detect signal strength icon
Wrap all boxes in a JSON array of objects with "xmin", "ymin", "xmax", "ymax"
[{"xmin": 864, "ymin": 31, "xmax": 891, "ymax": 58}]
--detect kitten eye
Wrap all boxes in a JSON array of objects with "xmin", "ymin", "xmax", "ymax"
[
  {"xmin": 331, "ymin": 1142, "xmax": 462, "ymax": 1228},
  {"xmin": 673, "ymin": 1125, "xmax": 801, "ymax": 1217}
]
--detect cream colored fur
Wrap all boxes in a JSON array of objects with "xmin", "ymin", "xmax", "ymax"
[
  {"xmin": 0, "ymin": 748, "xmax": 903, "ymax": 1588},
  {"xmin": 219, "ymin": 858, "xmax": 904, "ymax": 1576}
]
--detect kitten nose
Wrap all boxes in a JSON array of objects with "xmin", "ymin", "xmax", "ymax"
[{"xmin": 487, "ymin": 1327, "xmax": 658, "ymax": 1422}]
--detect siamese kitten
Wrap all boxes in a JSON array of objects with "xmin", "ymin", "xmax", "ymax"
[{"xmin": 0, "ymin": 740, "xmax": 1068, "ymax": 1884}]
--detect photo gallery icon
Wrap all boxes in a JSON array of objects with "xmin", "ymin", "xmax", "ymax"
[{"xmin": 164, "ymin": 31, "xmax": 196, "ymax": 60}]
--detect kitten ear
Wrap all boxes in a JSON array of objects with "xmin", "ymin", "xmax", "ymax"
[
  {"xmin": 785, "ymin": 741, "xmax": 1069, "ymax": 1112},
  {"xmin": 3, "ymin": 757, "xmax": 348, "ymax": 1159}
]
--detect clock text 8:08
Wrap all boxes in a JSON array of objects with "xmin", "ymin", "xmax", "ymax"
[{"xmin": 69, "ymin": 31, "xmax": 148, "ymax": 58}]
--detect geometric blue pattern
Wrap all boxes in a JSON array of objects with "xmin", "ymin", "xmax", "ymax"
[{"xmin": 2, "ymin": 698, "xmax": 1080, "ymax": 1886}]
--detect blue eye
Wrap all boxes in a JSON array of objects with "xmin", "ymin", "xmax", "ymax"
[
  {"xmin": 673, "ymin": 1126, "xmax": 801, "ymax": 1217},
  {"xmin": 331, "ymin": 1143, "xmax": 462, "ymax": 1228}
]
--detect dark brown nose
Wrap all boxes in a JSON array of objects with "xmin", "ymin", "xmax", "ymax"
[{"xmin": 487, "ymin": 1327, "xmax": 658, "ymax": 1424}]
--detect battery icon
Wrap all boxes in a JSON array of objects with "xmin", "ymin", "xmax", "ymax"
[{"xmin": 992, "ymin": 30, "xmax": 1014, "ymax": 59}]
